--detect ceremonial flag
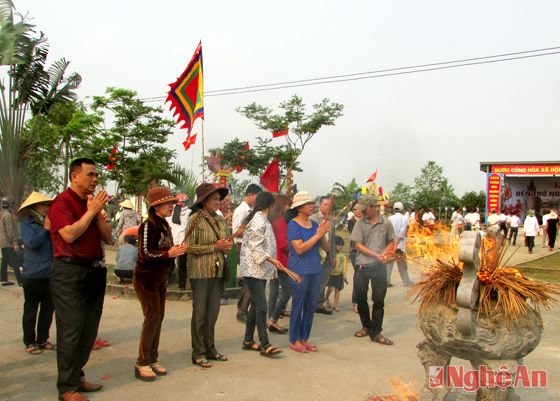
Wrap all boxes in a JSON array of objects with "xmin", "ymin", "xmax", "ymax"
[
  {"xmin": 166, "ymin": 41, "xmax": 204, "ymax": 134},
  {"xmin": 182, "ymin": 134, "xmax": 197, "ymax": 151},
  {"xmin": 272, "ymin": 128, "xmax": 289, "ymax": 138},
  {"xmin": 260, "ymin": 158, "xmax": 280, "ymax": 193},
  {"xmin": 245, "ymin": 141, "xmax": 250, "ymax": 150},
  {"xmin": 366, "ymin": 170, "xmax": 378, "ymax": 183}
]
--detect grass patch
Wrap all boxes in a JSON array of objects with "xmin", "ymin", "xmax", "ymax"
[{"xmin": 517, "ymin": 253, "xmax": 560, "ymax": 283}]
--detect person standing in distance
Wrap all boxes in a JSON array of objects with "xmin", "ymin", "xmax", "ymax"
[{"xmin": 48, "ymin": 158, "xmax": 113, "ymax": 401}]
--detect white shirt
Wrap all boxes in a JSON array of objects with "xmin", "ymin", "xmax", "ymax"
[
  {"xmin": 232, "ymin": 201, "xmax": 251, "ymax": 244},
  {"xmin": 509, "ymin": 215, "xmax": 520, "ymax": 228},
  {"xmin": 239, "ymin": 211, "xmax": 277, "ymax": 280},
  {"xmin": 422, "ymin": 211, "xmax": 435, "ymax": 224},
  {"xmin": 165, "ymin": 206, "xmax": 191, "ymax": 245},
  {"xmin": 389, "ymin": 212, "xmax": 408, "ymax": 251},
  {"xmin": 523, "ymin": 215, "xmax": 539, "ymax": 236}
]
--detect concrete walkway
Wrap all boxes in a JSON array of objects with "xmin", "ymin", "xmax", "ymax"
[{"xmin": 1, "ymin": 248, "xmax": 559, "ymax": 401}]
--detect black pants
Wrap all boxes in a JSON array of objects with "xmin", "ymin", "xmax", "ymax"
[
  {"xmin": 235, "ymin": 244, "xmax": 251, "ymax": 317},
  {"xmin": 350, "ymin": 250, "xmax": 358, "ymax": 304},
  {"xmin": 190, "ymin": 277, "xmax": 224, "ymax": 360},
  {"xmin": 244, "ymin": 277, "xmax": 270, "ymax": 348},
  {"xmin": 22, "ymin": 277, "xmax": 55, "ymax": 346},
  {"xmin": 270, "ymin": 270, "xmax": 292, "ymax": 321},
  {"xmin": 176, "ymin": 253, "xmax": 187, "ymax": 289},
  {"xmin": 508, "ymin": 227, "xmax": 518, "ymax": 245},
  {"xmin": 355, "ymin": 263, "xmax": 387, "ymax": 338},
  {"xmin": 526, "ymin": 236, "xmax": 535, "ymax": 252},
  {"xmin": 1, "ymin": 247, "xmax": 23, "ymax": 284},
  {"xmin": 50, "ymin": 260, "xmax": 106, "ymax": 394},
  {"xmin": 316, "ymin": 258, "xmax": 333, "ymax": 308}
]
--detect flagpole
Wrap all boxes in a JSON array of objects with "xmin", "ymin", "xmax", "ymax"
[{"xmin": 201, "ymin": 121, "xmax": 206, "ymax": 182}]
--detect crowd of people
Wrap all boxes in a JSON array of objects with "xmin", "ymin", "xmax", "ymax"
[{"xmin": 2, "ymin": 157, "xmax": 560, "ymax": 400}]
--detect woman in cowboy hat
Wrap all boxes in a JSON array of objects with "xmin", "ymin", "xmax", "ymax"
[
  {"xmin": 185, "ymin": 183, "xmax": 232, "ymax": 368},
  {"xmin": 285, "ymin": 191, "xmax": 329, "ymax": 353},
  {"xmin": 134, "ymin": 186, "xmax": 187, "ymax": 381},
  {"xmin": 17, "ymin": 191, "xmax": 56, "ymax": 355}
]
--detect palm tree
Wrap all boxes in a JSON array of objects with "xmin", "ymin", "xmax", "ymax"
[{"xmin": 0, "ymin": 0, "xmax": 81, "ymax": 201}]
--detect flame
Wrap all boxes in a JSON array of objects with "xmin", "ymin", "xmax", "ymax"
[
  {"xmin": 405, "ymin": 222, "xmax": 460, "ymax": 265},
  {"xmin": 366, "ymin": 377, "xmax": 419, "ymax": 401}
]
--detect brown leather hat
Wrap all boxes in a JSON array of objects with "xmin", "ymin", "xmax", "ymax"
[
  {"xmin": 147, "ymin": 186, "xmax": 177, "ymax": 207},
  {"xmin": 192, "ymin": 183, "xmax": 228, "ymax": 209}
]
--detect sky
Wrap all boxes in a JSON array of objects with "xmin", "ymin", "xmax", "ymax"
[{"xmin": 13, "ymin": 0, "xmax": 560, "ymax": 200}]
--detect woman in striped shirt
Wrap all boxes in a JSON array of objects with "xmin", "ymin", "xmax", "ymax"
[{"xmin": 185, "ymin": 183, "xmax": 232, "ymax": 368}]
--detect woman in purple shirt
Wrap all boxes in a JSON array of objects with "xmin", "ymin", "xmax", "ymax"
[{"xmin": 285, "ymin": 191, "xmax": 329, "ymax": 353}]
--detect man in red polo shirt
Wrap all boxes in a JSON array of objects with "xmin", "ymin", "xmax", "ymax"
[{"xmin": 49, "ymin": 158, "xmax": 113, "ymax": 401}]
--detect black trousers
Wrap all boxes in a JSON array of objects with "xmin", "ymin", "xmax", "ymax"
[
  {"xmin": 190, "ymin": 277, "xmax": 224, "ymax": 360},
  {"xmin": 50, "ymin": 260, "xmax": 106, "ymax": 394},
  {"xmin": 235, "ymin": 244, "xmax": 251, "ymax": 317},
  {"xmin": 508, "ymin": 227, "xmax": 519, "ymax": 245},
  {"xmin": 176, "ymin": 253, "xmax": 187, "ymax": 289},
  {"xmin": 22, "ymin": 277, "xmax": 55, "ymax": 346},
  {"xmin": 1, "ymin": 247, "xmax": 23, "ymax": 284},
  {"xmin": 244, "ymin": 277, "xmax": 270, "ymax": 348},
  {"xmin": 316, "ymin": 258, "xmax": 333, "ymax": 308},
  {"xmin": 355, "ymin": 263, "xmax": 388, "ymax": 338}
]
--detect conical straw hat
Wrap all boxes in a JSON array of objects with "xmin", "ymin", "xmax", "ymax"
[{"xmin": 17, "ymin": 192, "xmax": 53, "ymax": 214}]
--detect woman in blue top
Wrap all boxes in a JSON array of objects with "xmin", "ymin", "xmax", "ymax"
[
  {"xmin": 286, "ymin": 191, "xmax": 329, "ymax": 353},
  {"xmin": 17, "ymin": 192, "xmax": 56, "ymax": 355}
]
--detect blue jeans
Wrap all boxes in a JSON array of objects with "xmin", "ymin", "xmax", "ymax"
[
  {"xmin": 354, "ymin": 263, "xmax": 387, "ymax": 338},
  {"xmin": 244, "ymin": 277, "xmax": 270, "ymax": 348},
  {"xmin": 270, "ymin": 270, "xmax": 292, "ymax": 321},
  {"xmin": 289, "ymin": 273, "xmax": 321, "ymax": 343}
]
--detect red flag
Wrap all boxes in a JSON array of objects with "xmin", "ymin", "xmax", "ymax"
[
  {"xmin": 245, "ymin": 141, "xmax": 250, "ymax": 150},
  {"xmin": 272, "ymin": 128, "xmax": 289, "ymax": 138},
  {"xmin": 260, "ymin": 159, "xmax": 280, "ymax": 193},
  {"xmin": 182, "ymin": 134, "xmax": 197, "ymax": 151},
  {"xmin": 166, "ymin": 42, "xmax": 204, "ymax": 133},
  {"xmin": 378, "ymin": 186, "xmax": 383, "ymax": 196},
  {"xmin": 366, "ymin": 170, "xmax": 378, "ymax": 183}
]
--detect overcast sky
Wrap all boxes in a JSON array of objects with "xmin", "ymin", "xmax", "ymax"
[{"xmin": 15, "ymin": 0, "xmax": 560, "ymax": 199}]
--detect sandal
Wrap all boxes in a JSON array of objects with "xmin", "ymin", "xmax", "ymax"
[
  {"xmin": 150, "ymin": 362, "xmax": 167, "ymax": 375},
  {"xmin": 38, "ymin": 341, "xmax": 56, "ymax": 350},
  {"xmin": 288, "ymin": 343, "xmax": 308, "ymax": 353},
  {"xmin": 302, "ymin": 342, "xmax": 318, "ymax": 352},
  {"xmin": 268, "ymin": 324, "xmax": 288, "ymax": 334},
  {"xmin": 260, "ymin": 344, "xmax": 282, "ymax": 357},
  {"xmin": 371, "ymin": 334, "xmax": 394, "ymax": 345},
  {"xmin": 192, "ymin": 358, "xmax": 212, "ymax": 368},
  {"xmin": 27, "ymin": 344, "xmax": 42, "ymax": 355},
  {"xmin": 207, "ymin": 352, "xmax": 228, "ymax": 361},
  {"xmin": 242, "ymin": 341, "xmax": 261, "ymax": 351},
  {"xmin": 135, "ymin": 364, "xmax": 157, "ymax": 381},
  {"xmin": 354, "ymin": 328, "xmax": 369, "ymax": 338}
]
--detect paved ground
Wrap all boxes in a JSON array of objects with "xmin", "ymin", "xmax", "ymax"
[{"xmin": 0, "ymin": 243, "xmax": 559, "ymax": 401}]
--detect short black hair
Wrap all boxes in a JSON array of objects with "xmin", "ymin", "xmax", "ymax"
[
  {"xmin": 245, "ymin": 184, "xmax": 262, "ymax": 196},
  {"xmin": 335, "ymin": 235, "xmax": 344, "ymax": 246},
  {"xmin": 69, "ymin": 158, "xmax": 96, "ymax": 179},
  {"xmin": 319, "ymin": 195, "xmax": 331, "ymax": 204}
]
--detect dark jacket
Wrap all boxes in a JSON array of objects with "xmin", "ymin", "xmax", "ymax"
[
  {"xmin": 136, "ymin": 214, "xmax": 175, "ymax": 272},
  {"xmin": 19, "ymin": 216, "xmax": 53, "ymax": 279}
]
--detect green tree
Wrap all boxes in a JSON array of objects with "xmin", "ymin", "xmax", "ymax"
[
  {"xmin": 0, "ymin": 0, "xmax": 81, "ymax": 200},
  {"xmin": 90, "ymin": 87, "xmax": 177, "ymax": 196},
  {"xmin": 390, "ymin": 182, "xmax": 415, "ymax": 209},
  {"xmin": 461, "ymin": 190, "xmax": 486, "ymax": 213},
  {"xmin": 331, "ymin": 178, "xmax": 360, "ymax": 211},
  {"xmin": 237, "ymin": 95, "xmax": 343, "ymax": 192},
  {"xmin": 412, "ymin": 161, "xmax": 459, "ymax": 210}
]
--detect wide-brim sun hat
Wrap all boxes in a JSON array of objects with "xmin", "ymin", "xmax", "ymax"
[
  {"xmin": 527, "ymin": 209, "xmax": 535, "ymax": 216},
  {"xmin": 120, "ymin": 199, "xmax": 134, "ymax": 209},
  {"xmin": 290, "ymin": 191, "xmax": 314, "ymax": 209},
  {"xmin": 147, "ymin": 186, "xmax": 177, "ymax": 207},
  {"xmin": 549, "ymin": 211, "xmax": 558, "ymax": 219},
  {"xmin": 17, "ymin": 192, "xmax": 53, "ymax": 214},
  {"xmin": 192, "ymin": 183, "xmax": 229, "ymax": 209}
]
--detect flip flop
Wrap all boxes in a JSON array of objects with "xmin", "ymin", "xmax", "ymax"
[
  {"xmin": 289, "ymin": 343, "xmax": 308, "ymax": 353},
  {"xmin": 260, "ymin": 344, "xmax": 283, "ymax": 357},
  {"xmin": 207, "ymin": 352, "xmax": 228, "ymax": 361}
]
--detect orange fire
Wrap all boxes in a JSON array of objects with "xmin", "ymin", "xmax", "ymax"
[
  {"xmin": 365, "ymin": 377, "xmax": 419, "ymax": 401},
  {"xmin": 405, "ymin": 222, "xmax": 460, "ymax": 264}
]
